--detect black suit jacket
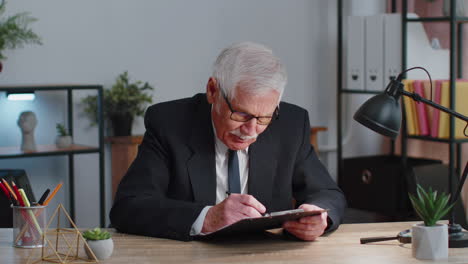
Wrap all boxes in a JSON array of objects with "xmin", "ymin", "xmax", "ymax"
[{"xmin": 110, "ymin": 93, "xmax": 346, "ymax": 241}]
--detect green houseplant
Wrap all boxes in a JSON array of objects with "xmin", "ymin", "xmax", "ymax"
[
  {"xmin": 81, "ymin": 71, "xmax": 154, "ymax": 136},
  {"xmin": 56, "ymin": 123, "xmax": 69, "ymax": 137},
  {"xmin": 55, "ymin": 123, "xmax": 72, "ymax": 148},
  {"xmin": 409, "ymin": 184, "xmax": 454, "ymax": 260},
  {"xmin": 82, "ymin": 228, "xmax": 111, "ymax": 241},
  {"xmin": 0, "ymin": 1, "xmax": 42, "ymax": 71},
  {"xmin": 409, "ymin": 184, "xmax": 454, "ymax": 227},
  {"xmin": 82, "ymin": 228, "xmax": 113, "ymax": 260}
]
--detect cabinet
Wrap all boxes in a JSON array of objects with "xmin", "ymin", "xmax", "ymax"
[
  {"xmin": 0, "ymin": 85, "xmax": 105, "ymax": 227},
  {"xmin": 107, "ymin": 135, "xmax": 143, "ymax": 199},
  {"xmin": 337, "ymin": 0, "xmax": 467, "ymax": 219}
]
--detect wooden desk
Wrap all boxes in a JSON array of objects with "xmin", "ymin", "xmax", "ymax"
[{"xmin": 2, "ymin": 222, "xmax": 467, "ymax": 263}]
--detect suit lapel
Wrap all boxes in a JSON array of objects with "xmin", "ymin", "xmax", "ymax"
[
  {"xmin": 248, "ymin": 129, "xmax": 276, "ymax": 208},
  {"xmin": 186, "ymin": 100, "xmax": 217, "ymax": 205}
]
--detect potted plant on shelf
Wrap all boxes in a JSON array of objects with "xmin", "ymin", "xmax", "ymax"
[
  {"xmin": 81, "ymin": 71, "xmax": 154, "ymax": 136},
  {"xmin": 55, "ymin": 123, "xmax": 72, "ymax": 148},
  {"xmin": 0, "ymin": 1, "xmax": 42, "ymax": 72},
  {"xmin": 82, "ymin": 228, "xmax": 113, "ymax": 260},
  {"xmin": 409, "ymin": 184, "xmax": 454, "ymax": 260}
]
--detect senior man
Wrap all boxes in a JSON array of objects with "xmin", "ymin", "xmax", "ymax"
[{"xmin": 110, "ymin": 42, "xmax": 346, "ymax": 241}]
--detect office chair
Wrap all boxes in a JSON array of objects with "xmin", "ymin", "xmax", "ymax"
[{"xmin": 310, "ymin": 127, "xmax": 327, "ymax": 154}]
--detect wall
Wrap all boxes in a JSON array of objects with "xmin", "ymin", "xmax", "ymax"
[
  {"xmin": 340, "ymin": 0, "xmax": 388, "ymax": 161},
  {"xmin": 0, "ymin": 0, "xmax": 351, "ymax": 227}
]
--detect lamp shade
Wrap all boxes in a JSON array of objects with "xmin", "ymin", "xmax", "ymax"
[{"xmin": 353, "ymin": 93, "xmax": 402, "ymax": 139}]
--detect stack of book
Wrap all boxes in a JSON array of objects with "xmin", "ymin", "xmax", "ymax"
[{"xmin": 402, "ymin": 79, "xmax": 468, "ymax": 139}]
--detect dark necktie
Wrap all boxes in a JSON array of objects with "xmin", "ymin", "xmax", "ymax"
[{"xmin": 228, "ymin": 149, "xmax": 241, "ymax": 193}]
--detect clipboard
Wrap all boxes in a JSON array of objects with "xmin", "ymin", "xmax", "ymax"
[{"xmin": 199, "ymin": 208, "xmax": 328, "ymax": 238}]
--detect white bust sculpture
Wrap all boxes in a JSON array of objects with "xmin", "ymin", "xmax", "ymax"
[{"xmin": 17, "ymin": 111, "xmax": 38, "ymax": 151}]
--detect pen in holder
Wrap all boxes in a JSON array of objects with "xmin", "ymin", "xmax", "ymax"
[{"xmin": 12, "ymin": 204, "xmax": 47, "ymax": 248}]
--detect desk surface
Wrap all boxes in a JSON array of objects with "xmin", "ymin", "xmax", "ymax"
[{"xmin": 1, "ymin": 222, "xmax": 467, "ymax": 264}]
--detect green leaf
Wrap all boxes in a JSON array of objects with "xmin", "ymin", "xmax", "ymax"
[
  {"xmin": 56, "ymin": 123, "xmax": 69, "ymax": 136},
  {"xmin": 82, "ymin": 227, "xmax": 111, "ymax": 240},
  {"xmin": 0, "ymin": 1, "xmax": 42, "ymax": 60},
  {"xmin": 409, "ymin": 184, "xmax": 455, "ymax": 226},
  {"xmin": 410, "ymin": 193, "xmax": 430, "ymax": 221},
  {"xmin": 416, "ymin": 185, "xmax": 426, "ymax": 208}
]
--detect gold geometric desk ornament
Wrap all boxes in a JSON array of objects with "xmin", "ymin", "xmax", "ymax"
[{"xmin": 27, "ymin": 203, "xmax": 99, "ymax": 263}]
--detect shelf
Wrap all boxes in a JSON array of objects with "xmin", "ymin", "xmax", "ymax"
[
  {"xmin": 341, "ymin": 89, "xmax": 382, "ymax": 95},
  {"xmin": 0, "ymin": 85, "xmax": 102, "ymax": 92},
  {"xmin": 336, "ymin": 0, "xmax": 468, "ymax": 232},
  {"xmin": 0, "ymin": 144, "xmax": 100, "ymax": 159},
  {"xmin": 0, "ymin": 84, "xmax": 105, "ymax": 228},
  {"xmin": 406, "ymin": 16, "xmax": 468, "ymax": 23},
  {"xmin": 406, "ymin": 135, "xmax": 468, "ymax": 143}
]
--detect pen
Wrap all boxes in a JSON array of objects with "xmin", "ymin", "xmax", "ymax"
[
  {"xmin": 0, "ymin": 182, "xmax": 17, "ymax": 206},
  {"xmin": 2, "ymin": 179, "xmax": 17, "ymax": 201},
  {"xmin": 0, "ymin": 182, "xmax": 11, "ymax": 201},
  {"xmin": 19, "ymin": 188, "xmax": 42, "ymax": 236},
  {"xmin": 38, "ymin": 189, "xmax": 50, "ymax": 205},
  {"xmin": 43, "ymin": 182, "xmax": 62, "ymax": 206},
  {"xmin": 11, "ymin": 181, "xmax": 25, "ymax": 207},
  {"xmin": 13, "ymin": 183, "xmax": 38, "ymax": 241}
]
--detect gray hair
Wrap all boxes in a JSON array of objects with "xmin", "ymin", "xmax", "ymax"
[{"xmin": 212, "ymin": 42, "xmax": 287, "ymax": 103}]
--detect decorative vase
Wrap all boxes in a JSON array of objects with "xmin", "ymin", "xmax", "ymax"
[
  {"xmin": 55, "ymin": 135, "xmax": 72, "ymax": 148},
  {"xmin": 412, "ymin": 223, "xmax": 448, "ymax": 260},
  {"xmin": 110, "ymin": 114, "xmax": 133, "ymax": 136},
  {"xmin": 85, "ymin": 238, "xmax": 114, "ymax": 260}
]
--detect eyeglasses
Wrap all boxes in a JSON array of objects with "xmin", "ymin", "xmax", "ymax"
[{"xmin": 222, "ymin": 92, "xmax": 279, "ymax": 125}]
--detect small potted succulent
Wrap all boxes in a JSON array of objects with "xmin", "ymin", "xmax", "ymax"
[
  {"xmin": 409, "ymin": 184, "xmax": 454, "ymax": 260},
  {"xmin": 82, "ymin": 228, "xmax": 113, "ymax": 260},
  {"xmin": 55, "ymin": 123, "xmax": 72, "ymax": 148}
]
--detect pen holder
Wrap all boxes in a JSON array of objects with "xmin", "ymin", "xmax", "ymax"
[{"xmin": 12, "ymin": 205, "xmax": 47, "ymax": 248}]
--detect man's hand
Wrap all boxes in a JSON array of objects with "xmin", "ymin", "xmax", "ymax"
[
  {"xmin": 282, "ymin": 204, "xmax": 328, "ymax": 241},
  {"xmin": 202, "ymin": 194, "xmax": 266, "ymax": 233}
]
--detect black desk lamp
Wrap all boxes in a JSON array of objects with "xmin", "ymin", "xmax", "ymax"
[{"xmin": 353, "ymin": 66, "xmax": 468, "ymax": 248}]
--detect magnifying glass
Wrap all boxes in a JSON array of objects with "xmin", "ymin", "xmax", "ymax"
[{"xmin": 360, "ymin": 229, "xmax": 411, "ymax": 244}]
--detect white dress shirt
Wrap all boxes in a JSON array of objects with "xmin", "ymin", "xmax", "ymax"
[
  {"xmin": 214, "ymin": 135, "xmax": 249, "ymax": 203},
  {"xmin": 190, "ymin": 124, "xmax": 249, "ymax": 235}
]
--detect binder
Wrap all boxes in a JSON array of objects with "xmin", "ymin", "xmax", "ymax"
[
  {"xmin": 422, "ymin": 80, "xmax": 435, "ymax": 130},
  {"xmin": 430, "ymin": 80, "xmax": 443, "ymax": 138},
  {"xmin": 365, "ymin": 15, "xmax": 385, "ymax": 91},
  {"xmin": 402, "ymin": 80, "xmax": 417, "ymax": 135},
  {"xmin": 413, "ymin": 80, "xmax": 430, "ymax": 136},
  {"xmin": 438, "ymin": 81, "xmax": 451, "ymax": 138},
  {"xmin": 383, "ymin": 14, "xmax": 402, "ymax": 84},
  {"xmin": 430, "ymin": 80, "xmax": 468, "ymax": 139},
  {"xmin": 346, "ymin": 16, "xmax": 365, "ymax": 90},
  {"xmin": 455, "ymin": 81, "xmax": 468, "ymax": 138}
]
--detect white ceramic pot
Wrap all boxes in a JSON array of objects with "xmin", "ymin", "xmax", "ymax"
[
  {"xmin": 412, "ymin": 223, "xmax": 448, "ymax": 260},
  {"xmin": 85, "ymin": 238, "xmax": 114, "ymax": 260},
  {"xmin": 55, "ymin": 136, "xmax": 72, "ymax": 148}
]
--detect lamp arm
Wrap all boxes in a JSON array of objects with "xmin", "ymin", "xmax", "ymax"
[{"xmin": 400, "ymin": 89, "xmax": 468, "ymax": 123}]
